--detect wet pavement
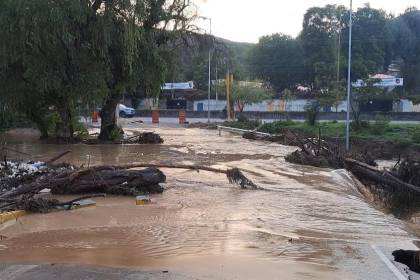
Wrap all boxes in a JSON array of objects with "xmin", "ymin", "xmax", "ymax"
[{"xmin": 0, "ymin": 126, "xmax": 419, "ymax": 279}]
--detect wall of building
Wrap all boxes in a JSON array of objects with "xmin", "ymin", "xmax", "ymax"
[{"xmin": 134, "ymin": 98, "xmax": 420, "ymax": 113}]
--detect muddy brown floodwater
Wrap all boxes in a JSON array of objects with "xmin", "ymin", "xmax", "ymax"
[{"xmin": 0, "ymin": 127, "xmax": 418, "ymax": 279}]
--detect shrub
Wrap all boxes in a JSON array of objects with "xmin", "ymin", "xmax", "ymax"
[
  {"xmin": 371, "ymin": 114, "xmax": 390, "ymax": 135},
  {"xmin": 351, "ymin": 120, "xmax": 369, "ymax": 131},
  {"xmin": 304, "ymin": 101, "xmax": 320, "ymax": 126}
]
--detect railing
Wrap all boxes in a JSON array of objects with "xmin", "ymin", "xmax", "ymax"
[{"xmin": 217, "ymin": 126, "xmax": 272, "ymax": 137}]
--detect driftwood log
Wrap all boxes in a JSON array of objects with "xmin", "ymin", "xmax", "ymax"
[
  {"xmin": 84, "ymin": 132, "xmax": 164, "ymax": 145},
  {"xmin": 52, "ymin": 167, "xmax": 166, "ymax": 195}
]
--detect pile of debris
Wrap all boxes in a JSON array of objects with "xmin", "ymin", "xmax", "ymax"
[
  {"xmin": 84, "ymin": 132, "xmax": 164, "ymax": 145},
  {"xmin": 282, "ymin": 131, "xmax": 345, "ymax": 169},
  {"xmin": 127, "ymin": 132, "xmax": 164, "ymax": 144},
  {"xmin": 242, "ymin": 132, "xmax": 285, "ymax": 143},
  {"xmin": 279, "ymin": 131, "xmax": 420, "ymax": 216},
  {"xmin": 0, "ymin": 153, "xmax": 167, "ymax": 213},
  {"xmin": 345, "ymin": 158, "xmax": 420, "ymax": 217},
  {"xmin": 0, "ymin": 152, "xmax": 259, "ymax": 214}
]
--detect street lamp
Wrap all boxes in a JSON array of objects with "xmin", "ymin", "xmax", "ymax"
[
  {"xmin": 200, "ymin": 16, "xmax": 212, "ymax": 123},
  {"xmin": 345, "ymin": 0, "xmax": 353, "ymax": 151}
]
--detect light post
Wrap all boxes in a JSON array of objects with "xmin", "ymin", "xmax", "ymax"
[
  {"xmin": 345, "ymin": 0, "xmax": 353, "ymax": 152},
  {"xmin": 200, "ymin": 16, "xmax": 212, "ymax": 123}
]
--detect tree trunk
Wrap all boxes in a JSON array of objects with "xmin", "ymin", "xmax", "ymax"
[
  {"xmin": 28, "ymin": 111, "xmax": 49, "ymax": 139},
  {"xmin": 0, "ymin": 167, "xmax": 166, "ymax": 200},
  {"xmin": 351, "ymin": 102, "xmax": 361, "ymax": 127},
  {"xmin": 51, "ymin": 168, "xmax": 166, "ymax": 196},
  {"xmin": 57, "ymin": 106, "xmax": 74, "ymax": 140},
  {"xmin": 99, "ymin": 92, "xmax": 122, "ymax": 141}
]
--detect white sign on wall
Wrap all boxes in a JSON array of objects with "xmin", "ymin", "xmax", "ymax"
[
  {"xmin": 161, "ymin": 81, "xmax": 194, "ymax": 91},
  {"xmin": 352, "ymin": 78, "xmax": 404, "ymax": 88}
]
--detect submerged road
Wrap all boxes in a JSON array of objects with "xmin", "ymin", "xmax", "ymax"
[{"xmin": 0, "ymin": 126, "xmax": 419, "ymax": 279}]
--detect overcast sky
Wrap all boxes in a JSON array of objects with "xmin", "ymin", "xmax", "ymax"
[{"xmin": 195, "ymin": 0, "xmax": 418, "ymax": 43}]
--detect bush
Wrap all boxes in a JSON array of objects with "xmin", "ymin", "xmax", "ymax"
[
  {"xmin": 258, "ymin": 120, "xmax": 296, "ymax": 134},
  {"xmin": 304, "ymin": 101, "xmax": 320, "ymax": 126},
  {"xmin": 351, "ymin": 120, "xmax": 370, "ymax": 131},
  {"xmin": 371, "ymin": 114, "xmax": 390, "ymax": 135},
  {"xmin": 73, "ymin": 120, "xmax": 89, "ymax": 139},
  {"xmin": 223, "ymin": 115, "xmax": 261, "ymax": 131},
  {"xmin": 237, "ymin": 114, "xmax": 249, "ymax": 123}
]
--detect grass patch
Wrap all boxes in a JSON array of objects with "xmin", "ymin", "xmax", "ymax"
[{"xmin": 223, "ymin": 119, "xmax": 420, "ymax": 145}]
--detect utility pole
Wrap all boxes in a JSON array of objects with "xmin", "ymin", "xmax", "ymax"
[
  {"xmin": 336, "ymin": 30, "xmax": 341, "ymax": 113},
  {"xmin": 346, "ymin": 0, "xmax": 353, "ymax": 152},
  {"xmin": 216, "ymin": 63, "xmax": 218, "ymax": 104},
  {"xmin": 226, "ymin": 70, "xmax": 231, "ymax": 121},
  {"xmin": 199, "ymin": 16, "xmax": 212, "ymax": 123}
]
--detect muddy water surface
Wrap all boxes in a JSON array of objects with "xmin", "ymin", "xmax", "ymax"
[{"xmin": 0, "ymin": 127, "xmax": 416, "ymax": 279}]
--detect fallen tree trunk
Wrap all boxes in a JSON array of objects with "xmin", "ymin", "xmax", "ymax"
[
  {"xmin": 52, "ymin": 167, "xmax": 166, "ymax": 195},
  {"xmin": 84, "ymin": 132, "xmax": 164, "ymax": 145},
  {"xmin": 70, "ymin": 163, "xmax": 259, "ymax": 190},
  {"xmin": 345, "ymin": 158, "xmax": 420, "ymax": 217}
]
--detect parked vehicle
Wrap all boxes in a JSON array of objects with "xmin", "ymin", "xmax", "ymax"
[
  {"xmin": 96, "ymin": 104, "xmax": 136, "ymax": 119},
  {"xmin": 118, "ymin": 104, "xmax": 136, "ymax": 118}
]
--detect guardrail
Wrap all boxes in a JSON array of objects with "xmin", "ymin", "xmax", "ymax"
[{"xmin": 217, "ymin": 125, "xmax": 272, "ymax": 137}]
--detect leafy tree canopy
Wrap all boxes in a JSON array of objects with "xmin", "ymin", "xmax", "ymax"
[{"xmin": 249, "ymin": 34, "xmax": 305, "ymax": 92}]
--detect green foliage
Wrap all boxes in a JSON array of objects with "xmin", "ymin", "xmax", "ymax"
[
  {"xmin": 109, "ymin": 126, "xmax": 124, "ymax": 142},
  {"xmin": 249, "ymin": 34, "xmax": 305, "ymax": 91},
  {"xmin": 351, "ymin": 120, "xmax": 370, "ymax": 131},
  {"xmin": 230, "ymin": 82, "xmax": 273, "ymax": 112},
  {"xmin": 349, "ymin": 5, "xmax": 392, "ymax": 80},
  {"xmin": 304, "ymin": 101, "xmax": 320, "ymax": 126},
  {"xmin": 300, "ymin": 5, "xmax": 347, "ymax": 90},
  {"xmin": 256, "ymin": 120, "xmax": 420, "ymax": 147},
  {"xmin": 371, "ymin": 114, "xmax": 390, "ymax": 134},
  {"xmin": 223, "ymin": 117, "xmax": 261, "ymax": 131},
  {"xmin": 350, "ymin": 79, "xmax": 383, "ymax": 126},
  {"xmin": 392, "ymin": 9, "xmax": 420, "ymax": 95},
  {"xmin": 0, "ymin": 0, "xmax": 107, "ymax": 138},
  {"xmin": 0, "ymin": 0, "xmax": 195, "ymax": 140}
]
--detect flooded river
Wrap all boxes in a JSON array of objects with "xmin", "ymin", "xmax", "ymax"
[{"xmin": 0, "ymin": 127, "xmax": 417, "ymax": 279}]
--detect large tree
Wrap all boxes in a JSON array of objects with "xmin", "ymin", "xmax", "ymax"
[
  {"xmin": 0, "ymin": 0, "xmax": 107, "ymax": 139},
  {"xmin": 392, "ymin": 8, "xmax": 420, "ymax": 96},
  {"xmin": 349, "ymin": 4, "xmax": 392, "ymax": 80},
  {"xmin": 249, "ymin": 34, "xmax": 305, "ymax": 92},
  {"xmin": 300, "ymin": 5, "xmax": 347, "ymax": 90},
  {"xmin": 93, "ymin": 0, "xmax": 195, "ymax": 140},
  {"xmin": 0, "ymin": 0, "xmax": 195, "ymax": 140}
]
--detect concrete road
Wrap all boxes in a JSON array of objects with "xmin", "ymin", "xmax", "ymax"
[{"xmin": 0, "ymin": 264, "xmax": 195, "ymax": 280}]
